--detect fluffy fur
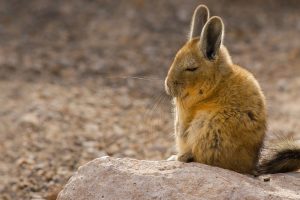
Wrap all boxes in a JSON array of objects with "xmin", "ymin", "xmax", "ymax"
[
  {"xmin": 256, "ymin": 139, "xmax": 300, "ymax": 175},
  {"xmin": 165, "ymin": 5, "xmax": 300, "ymax": 175}
]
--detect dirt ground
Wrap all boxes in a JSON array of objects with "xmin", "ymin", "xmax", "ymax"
[{"xmin": 0, "ymin": 1, "xmax": 299, "ymax": 199}]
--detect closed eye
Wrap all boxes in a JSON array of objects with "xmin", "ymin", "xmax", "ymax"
[{"xmin": 185, "ymin": 67, "xmax": 198, "ymax": 72}]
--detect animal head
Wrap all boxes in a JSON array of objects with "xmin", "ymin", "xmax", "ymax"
[{"xmin": 165, "ymin": 5, "xmax": 232, "ymax": 100}]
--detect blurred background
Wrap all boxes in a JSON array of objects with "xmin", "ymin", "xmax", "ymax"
[{"xmin": 0, "ymin": 0, "xmax": 299, "ymax": 199}]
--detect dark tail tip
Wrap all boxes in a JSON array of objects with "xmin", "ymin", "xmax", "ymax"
[{"xmin": 256, "ymin": 148, "xmax": 300, "ymax": 175}]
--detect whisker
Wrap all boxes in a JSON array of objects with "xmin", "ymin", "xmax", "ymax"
[
  {"xmin": 157, "ymin": 94, "xmax": 168, "ymax": 131},
  {"xmin": 101, "ymin": 74, "xmax": 164, "ymax": 81},
  {"xmin": 144, "ymin": 92, "xmax": 166, "ymax": 128},
  {"xmin": 143, "ymin": 93, "xmax": 162, "ymax": 123},
  {"xmin": 122, "ymin": 76, "xmax": 164, "ymax": 81},
  {"xmin": 149, "ymin": 93, "xmax": 165, "ymax": 135},
  {"xmin": 100, "ymin": 73, "xmax": 173, "ymax": 139}
]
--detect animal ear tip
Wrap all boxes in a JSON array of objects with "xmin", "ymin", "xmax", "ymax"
[
  {"xmin": 196, "ymin": 4, "xmax": 209, "ymax": 11},
  {"xmin": 206, "ymin": 16, "xmax": 224, "ymax": 31},
  {"xmin": 190, "ymin": 4, "xmax": 210, "ymax": 40},
  {"xmin": 209, "ymin": 16, "xmax": 223, "ymax": 24},
  {"xmin": 195, "ymin": 4, "xmax": 209, "ymax": 16}
]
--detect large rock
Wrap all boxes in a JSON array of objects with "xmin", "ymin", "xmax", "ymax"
[{"xmin": 58, "ymin": 157, "xmax": 300, "ymax": 200}]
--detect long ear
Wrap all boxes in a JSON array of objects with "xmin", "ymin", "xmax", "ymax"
[
  {"xmin": 200, "ymin": 16, "xmax": 224, "ymax": 60},
  {"xmin": 189, "ymin": 5, "xmax": 210, "ymax": 40}
]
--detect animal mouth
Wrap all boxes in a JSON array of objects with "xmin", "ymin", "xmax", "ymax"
[{"xmin": 182, "ymin": 92, "xmax": 189, "ymax": 100}]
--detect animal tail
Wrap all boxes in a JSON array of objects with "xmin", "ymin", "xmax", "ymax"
[{"xmin": 256, "ymin": 138, "xmax": 300, "ymax": 175}]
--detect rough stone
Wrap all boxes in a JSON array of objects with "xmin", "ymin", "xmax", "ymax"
[{"xmin": 58, "ymin": 157, "xmax": 300, "ymax": 200}]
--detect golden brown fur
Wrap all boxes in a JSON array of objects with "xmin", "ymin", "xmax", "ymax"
[{"xmin": 165, "ymin": 5, "xmax": 300, "ymax": 175}]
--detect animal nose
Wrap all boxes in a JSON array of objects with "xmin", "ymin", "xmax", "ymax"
[{"xmin": 166, "ymin": 80, "xmax": 171, "ymax": 88}]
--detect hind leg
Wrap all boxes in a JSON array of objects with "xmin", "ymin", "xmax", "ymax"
[{"xmin": 178, "ymin": 152, "xmax": 194, "ymax": 162}]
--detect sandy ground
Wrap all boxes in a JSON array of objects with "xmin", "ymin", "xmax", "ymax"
[{"xmin": 0, "ymin": 1, "xmax": 299, "ymax": 199}]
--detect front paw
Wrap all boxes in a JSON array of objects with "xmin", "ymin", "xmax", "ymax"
[{"xmin": 167, "ymin": 155, "xmax": 177, "ymax": 161}]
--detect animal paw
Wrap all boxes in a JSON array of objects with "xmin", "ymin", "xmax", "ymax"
[{"xmin": 167, "ymin": 155, "xmax": 178, "ymax": 161}]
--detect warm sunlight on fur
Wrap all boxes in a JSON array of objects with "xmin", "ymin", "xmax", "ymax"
[{"xmin": 165, "ymin": 5, "xmax": 300, "ymax": 175}]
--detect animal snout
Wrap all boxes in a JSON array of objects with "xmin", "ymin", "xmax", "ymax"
[
  {"xmin": 165, "ymin": 78, "xmax": 172, "ymax": 95},
  {"xmin": 165, "ymin": 78, "xmax": 182, "ymax": 97}
]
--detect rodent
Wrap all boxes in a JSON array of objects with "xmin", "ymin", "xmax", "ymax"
[{"xmin": 165, "ymin": 4, "xmax": 300, "ymax": 175}]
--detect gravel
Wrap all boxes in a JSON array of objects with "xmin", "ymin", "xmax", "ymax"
[{"xmin": 0, "ymin": 0, "xmax": 299, "ymax": 199}]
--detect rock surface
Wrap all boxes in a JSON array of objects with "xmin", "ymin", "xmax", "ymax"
[{"xmin": 58, "ymin": 157, "xmax": 300, "ymax": 200}]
